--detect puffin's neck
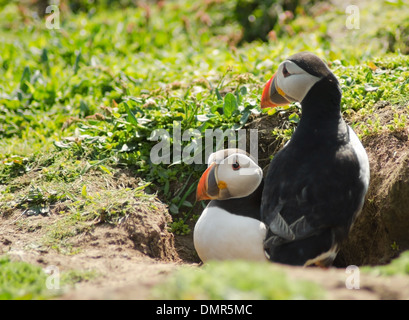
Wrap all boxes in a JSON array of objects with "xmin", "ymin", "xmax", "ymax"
[
  {"xmin": 291, "ymin": 76, "xmax": 346, "ymax": 145},
  {"xmin": 300, "ymin": 76, "xmax": 342, "ymax": 122},
  {"xmin": 208, "ymin": 180, "xmax": 264, "ymax": 221}
]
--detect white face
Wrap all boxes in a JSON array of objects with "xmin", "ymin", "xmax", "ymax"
[
  {"xmin": 215, "ymin": 153, "xmax": 263, "ymax": 199},
  {"xmin": 275, "ymin": 60, "xmax": 321, "ymax": 103}
]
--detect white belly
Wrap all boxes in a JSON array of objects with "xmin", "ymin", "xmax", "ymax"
[{"xmin": 193, "ymin": 206, "xmax": 267, "ymax": 263}]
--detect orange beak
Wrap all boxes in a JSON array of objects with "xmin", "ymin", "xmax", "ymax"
[
  {"xmin": 261, "ymin": 73, "xmax": 291, "ymax": 109},
  {"xmin": 261, "ymin": 74, "xmax": 277, "ymax": 109},
  {"xmin": 196, "ymin": 163, "xmax": 217, "ymax": 201},
  {"xmin": 196, "ymin": 162, "xmax": 231, "ymax": 201}
]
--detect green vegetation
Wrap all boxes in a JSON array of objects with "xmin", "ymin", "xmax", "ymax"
[
  {"xmin": 0, "ymin": 255, "xmax": 96, "ymax": 300},
  {"xmin": 0, "ymin": 256, "xmax": 51, "ymax": 300},
  {"xmin": 1, "ymin": 149, "xmax": 162, "ymax": 254},
  {"xmin": 362, "ymin": 251, "xmax": 409, "ymax": 276},
  {"xmin": 154, "ymin": 252, "xmax": 409, "ymax": 299},
  {"xmin": 152, "ymin": 260, "xmax": 325, "ymax": 299},
  {"xmin": 1, "ymin": 0, "xmax": 409, "ymax": 299},
  {"xmin": 2, "ymin": 0, "xmax": 409, "ymax": 229}
]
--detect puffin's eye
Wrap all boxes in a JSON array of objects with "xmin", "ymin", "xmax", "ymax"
[
  {"xmin": 282, "ymin": 64, "xmax": 290, "ymax": 78},
  {"xmin": 232, "ymin": 161, "xmax": 240, "ymax": 171}
]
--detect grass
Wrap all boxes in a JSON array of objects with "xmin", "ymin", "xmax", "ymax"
[
  {"xmin": 0, "ymin": 255, "xmax": 96, "ymax": 300},
  {"xmin": 0, "ymin": 150, "xmax": 163, "ymax": 254},
  {"xmin": 362, "ymin": 251, "xmax": 409, "ymax": 276},
  {"xmin": 152, "ymin": 260, "xmax": 325, "ymax": 300},
  {"xmin": 1, "ymin": 0, "xmax": 409, "ymax": 299},
  {"xmin": 0, "ymin": 256, "xmax": 51, "ymax": 300},
  {"xmin": 153, "ymin": 252, "xmax": 409, "ymax": 300}
]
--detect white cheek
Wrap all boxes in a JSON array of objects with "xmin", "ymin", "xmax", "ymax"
[
  {"xmin": 217, "ymin": 167, "xmax": 234, "ymax": 186},
  {"xmin": 218, "ymin": 167, "xmax": 262, "ymax": 198},
  {"xmin": 277, "ymin": 73, "xmax": 320, "ymax": 102}
]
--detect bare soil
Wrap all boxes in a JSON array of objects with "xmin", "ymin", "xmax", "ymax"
[
  {"xmin": 337, "ymin": 104, "xmax": 409, "ymax": 266},
  {"xmin": 2, "ymin": 212, "xmax": 409, "ymax": 300}
]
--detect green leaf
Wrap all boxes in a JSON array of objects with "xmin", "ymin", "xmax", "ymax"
[
  {"xmin": 41, "ymin": 48, "xmax": 50, "ymax": 75},
  {"xmin": 79, "ymin": 100, "xmax": 90, "ymax": 117},
  {"xmin": 24, "ymin": 205, "xmax": 49, "ymax": 216},
  {"xmin": 239, "ymin": 110, "xmax": 251, "ymax": 125},
  {"xmin": 163, "ymin": 180, "xmax": 170, "ymax": 195},
  {"xmin": 124, "ymin": 102, "xmax": 139, "ymax": 127},
  {"xmin": 240, "ymin": 86, "xmax": 248, "ymax": 96},
  {"xmin": 80, "ymin": 162, "xmax": 92, "ymax": 175},
  {"xmin": 210, "ymin": 101, "xmax": 223, "ymax": 114},
  {"xmin": 288, "ymin": 112, "xmax": 300, "ymax": 124},
  {"xmin": 169, "ymin": 203, "xmax": 179, "ymax": 214},
  {"xmin": 74, "ymin": 49, "xmax": 82, "ymax": 74},
  {"xmin": 215, "ymin": 88, "xmax": 222, "ymax": 101},
  {"xmin": 182, "ymin": 200, "xmax": 193, "ymax": 208},
  {"xmin": 20, "ymin": 66, "xmax": 31, "ymax": 93},
  {"xmin": 81, "ymin": 185, "xmax": 88, "ymax": 198},
  {"xmin": 223, "ymin": 93, "xmax": 238, "ymax": 118},
  {"xmin": 134, "ymin": 182, "xmax": 152, "ymax": 192},
  {"xmin": 98, "ymin": 165, "xmax": 112, "ymax": 175},
  {"xmin": 235, "ymin": 89, "xmax": 241, "ymax": 105}
]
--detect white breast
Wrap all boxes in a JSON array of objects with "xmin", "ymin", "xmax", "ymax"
[
  {"xmin": 348, "ymin": 126, "xmax": 370, "ymax": 191},
  {"xmin": 193, "ymin": 206, "xmax": 267, "ymax": 263}
]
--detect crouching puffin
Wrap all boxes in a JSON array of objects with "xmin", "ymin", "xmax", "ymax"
[
  {"xmin": 194, "ymin": 149, "xmax": 267, "ymax": 262},
  {"xmin": 260, "ymin": 52, "xmax": 370, "ymax": 267}
]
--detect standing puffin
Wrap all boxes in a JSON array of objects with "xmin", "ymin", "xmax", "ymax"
[
  {"xmin": 260, "ymin": 52, "xmax": 370, "ymax": 267},
  {"xmin": 194, "ymin": 149, "xmax": 266, "ymax": 262}
]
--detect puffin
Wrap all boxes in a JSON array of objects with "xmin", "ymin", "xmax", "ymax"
[
  {"xmin": 260, "ymin": 52, "xmax": 370, "ymax": 267},
  {"xmin": 194, "ymin": 149, "xmax": 267, "ymax": 262}
]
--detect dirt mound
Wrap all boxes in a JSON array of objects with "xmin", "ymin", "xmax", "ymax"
[
  {"xmin": 336, "ymin": 128, "xmax": 409, "ymax": 266},
  {"xmin": 0, "ymin": 167, "xmax": 180, "ymax": 263},
  {"xmin": 245, "ymin": 111, "xmax": 295, "ymax": 171},
  {"xmin": 121, "ymin": 200, "xmax": 179, "ymax": 262},
  {"xmin": 107, "ymin": 169, "xmax": 180, "ymax": 261},
  {"xmin": 86, "ymin": 169, "xmax": 180, "ymax": 262}
]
